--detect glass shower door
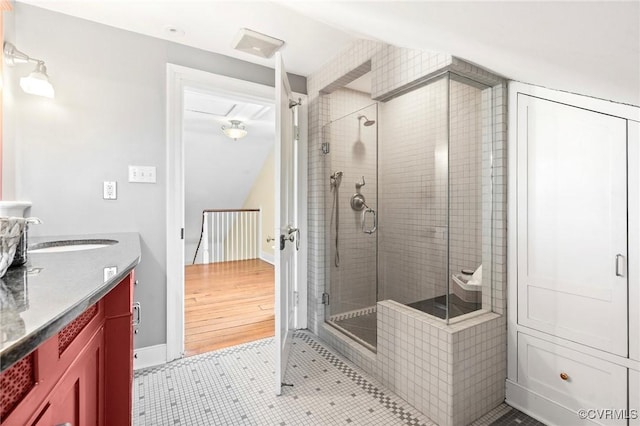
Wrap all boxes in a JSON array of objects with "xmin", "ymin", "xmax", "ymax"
[{"xmin": 324, "ymin": 103, "xmax": 378, "ymax": 350}]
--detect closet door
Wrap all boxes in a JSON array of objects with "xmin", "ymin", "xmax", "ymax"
[{"xmin": 516, "ymin": 94, "xmax": 628, "ymax": 356}]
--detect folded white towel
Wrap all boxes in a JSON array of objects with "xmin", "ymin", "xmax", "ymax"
[{"xmin": 467, "ymin": 264, "xmax": 482, "ymax": 286}]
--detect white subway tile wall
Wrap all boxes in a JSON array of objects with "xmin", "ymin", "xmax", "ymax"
[
  {"xmin": 372, "ymin": 45, "xmax": 453, "ymax": 100},
  {"xmin": 449, "ymin": 80, "xmax": 483, "ymax": 285},
  {"xmin": 306, "ymin": 38, "xmax": 508, "ymax": 425},
  {"xmin": 379, "ymin": 77, "xmax": 449, "ymax": 303},
  {"xmin": 377, "ymin": 301, "xmax": 506, "ymax": 426},
  {"xmin": 490, "ymin": 83, "xmax": 508, "ymax": 315}
]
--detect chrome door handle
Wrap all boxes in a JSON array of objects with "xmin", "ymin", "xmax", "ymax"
[
  {"xmin": 286, "ymin": 225, "xmax": 300, "ymax": 251},
  {"xmin": 615, "ymin": 254, "xmax": 625, "ymax": 277},
  {"xmin": 362, "ymin": 208, "xmax": 377, "ymax": 234}
]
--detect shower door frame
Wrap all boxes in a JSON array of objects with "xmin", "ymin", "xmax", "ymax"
[{"xmin": 323, "ymin": 102, "xmax": 379, "ymax": 351}]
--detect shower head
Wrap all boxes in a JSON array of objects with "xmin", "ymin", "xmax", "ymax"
[{"xmin": 358, "ymin": 115, "xmax": 375, "ymax": 127}]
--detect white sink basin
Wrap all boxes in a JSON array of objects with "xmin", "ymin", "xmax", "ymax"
[{"xmin": 29, "ymin": 239, "xmax": 118, "ymax": 253}]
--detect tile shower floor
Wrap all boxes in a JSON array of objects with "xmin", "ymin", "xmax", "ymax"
[
  {"xmin": 332, "ymin": 311, "xmax": 377, "ymax": 348},
  {"xmin": 134, "ymin": 330, "xmax": 534, "ymax": 425}
]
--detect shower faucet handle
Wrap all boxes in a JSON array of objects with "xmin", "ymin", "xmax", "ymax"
[{"xmin": 356, "ymin": 176, "xmax": 366, "ymax": 191}]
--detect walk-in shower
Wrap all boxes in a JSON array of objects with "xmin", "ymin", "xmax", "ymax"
[{"xmin": 323, "ymin": 73, "xmax": 494, "ymax": 352}]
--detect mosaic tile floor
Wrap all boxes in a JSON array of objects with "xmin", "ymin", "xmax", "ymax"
[
  {"xmin": 134, "ymin": 331, "xmax": 435, "ymax": 425},
  {"xmin": 134, "ymin": 330, "xmax": 532, "ymax": 425}
]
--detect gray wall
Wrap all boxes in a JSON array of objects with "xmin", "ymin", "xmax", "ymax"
[{"xmin": 2, "ymin": 3, "xmax": 305, "ymax": 348}]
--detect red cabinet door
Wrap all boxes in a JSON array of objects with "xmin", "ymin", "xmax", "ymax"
[{"xmin": 40, "ymin": 327, "xmax": 104, "ymax": 426}]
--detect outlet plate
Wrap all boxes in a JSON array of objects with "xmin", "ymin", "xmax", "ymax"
[
  {"xmin": 128, "ymin": 165, "xmax": 157, "ymax": 183},
  {"xmin": 103, "ymin": 266, "xmax": 118, "ymax": 281},
  {"xmin": 103, "ymin": 181, "xmax": 117, "ymax": 200}
]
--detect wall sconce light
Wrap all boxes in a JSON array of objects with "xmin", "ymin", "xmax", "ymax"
[
  {"xmin": 3, "ymin": 42, "xmax": 55, "ymax": 98},
  {"xmin": 221, "ymin": 120, "xmax": 248, "ymax": 141}
]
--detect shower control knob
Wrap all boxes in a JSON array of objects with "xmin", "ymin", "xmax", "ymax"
[{"xmin": 351, "ymin": 193, "xmax": 366, "ymax": 211}]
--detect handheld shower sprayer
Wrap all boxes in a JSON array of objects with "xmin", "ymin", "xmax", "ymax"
[
  {"xmin": 330, "ymin": 171, "xmax": 344, "ymax": 267},
  {"xmin": 330, "ymin": 171, "xmax": 343, "ymax": 188}
]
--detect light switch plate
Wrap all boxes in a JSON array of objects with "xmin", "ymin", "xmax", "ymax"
[
  {"xmin": 128, "ymin": 165, "xmax": 157, "ymax": 183},
  {"xmin": 103, "ymin": 181, "xmax": 117, "ymax": 200}
]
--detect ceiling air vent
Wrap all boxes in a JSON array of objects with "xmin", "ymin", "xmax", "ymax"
[{"xmin": 231, "ymin": 28, "xmax": 285, "ymax": 59}]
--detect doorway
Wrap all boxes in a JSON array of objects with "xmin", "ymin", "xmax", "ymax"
[
  {"xmin": 165, "ymin": 64, "xmax": 308, "ymax": 364},
  {"xmin": 182, "ymin": 88, "xmax": 277, "ymax": 356}
]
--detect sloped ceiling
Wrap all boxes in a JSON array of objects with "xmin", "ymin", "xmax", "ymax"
[
  {"xmin": 16, "ymin": 0, "xmax": 640, "ymax": 106},
  {"xmin": 183, "ymin": 89, "xmax": 275, "ymax": 211},
  {"xmin": 280, "ymin": 1, "xmax": 640, "ymax": 106},
  {"xmin": 15, "ymin": 0, "xmax": 356, "ymax": 77}
]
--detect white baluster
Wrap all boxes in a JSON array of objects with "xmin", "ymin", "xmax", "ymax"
[{"xmin": 203, "ymin": 212, "xmax": 209, "ymax": 264}]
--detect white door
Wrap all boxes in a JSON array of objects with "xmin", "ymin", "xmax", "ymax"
[
  {"xmin": 274, "ymin": 52, "xmax": 298, "ymax": 395},
  {"xmin": 516, "ymin": 94, "xmax": 628, "ymax": 356}
]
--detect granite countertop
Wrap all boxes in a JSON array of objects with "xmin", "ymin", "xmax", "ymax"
[{"xmin": 0, "ymin": 232, "xmax": 141, "ymax": 372}]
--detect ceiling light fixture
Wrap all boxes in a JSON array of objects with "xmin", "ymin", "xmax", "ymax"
[
  {"xmin": 3, "ymin": 42, "xmax": 55, "ymax": 98},
  {"xmin": 222, "ymin": 120, "xmax": 248, "ymax": 141}
]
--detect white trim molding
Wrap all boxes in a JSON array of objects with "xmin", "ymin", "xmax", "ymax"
[
  {"xmin": 260, "ymin": 251, "xmax": 275, "ymax": 265},
  {"xmin": 134, "ymin": 344, "xmax": 167, "ymax": 371}
]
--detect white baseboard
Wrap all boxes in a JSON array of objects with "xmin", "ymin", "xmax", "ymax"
[
  {"xmin": 506, "ymin": 380, "xmax": 596, "ymax": 426},
  {"xmin": 260, "ymin": 251, "xmax": 274, "ymax": 265},
  {"xmin": 134, "ymin": 344, "xmax": 167, "ymax": 370}
]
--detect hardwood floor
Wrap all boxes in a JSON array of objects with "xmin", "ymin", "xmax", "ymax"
[{"xmin": 184, "ymin": 259, "xmax": 275, "ymax": 357}]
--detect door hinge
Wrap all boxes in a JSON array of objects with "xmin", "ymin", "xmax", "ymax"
[
  {"xmin": 294, "ymin": 291, "xmax": 299, "ymax": 306},
  {"xmin": 180, "ymin": 228, "xmax": 184, "ymax": 240},
  {"xmin": 321, "ymin": 292, "xmax": 330, "ymax": 305},
  {"xmin": 322, "ymin": 142, "xmax": 330, "ymax": 155}
]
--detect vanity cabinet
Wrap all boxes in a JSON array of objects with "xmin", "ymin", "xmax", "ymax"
[
  {"xmin": 0, "ymin": 271, "xmax": 134, "ymax": 426},
  {"xmin": 507, "ymin": 82, "xmax": 640, "ymax": 426}
]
